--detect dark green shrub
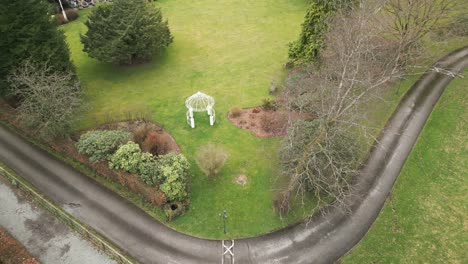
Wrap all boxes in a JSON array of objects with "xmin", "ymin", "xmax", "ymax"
[
  {"xmin": 288, "ymin": 0, "xmax": 356, "ymax": 65},
  {"xmin": 76, "ymin": 130, "xmax": 131, "ymax": 162},
  {"xmin": 0, "ymin": 0, "xmax": 75, "ymax": 95},
  {"xmin": 80, "ymin": 0, "xmax": 173, "ymax": 65},
  {"xmin": 138, "ymin": 153, "xmax": 160, "ymax": 186},
  {"xmin": 157, "ymin": 153, "xmax": 190, "ymax": 202},
  {"xmin": 288, "ymin": 1, "xmax": 328, "ymax": 65}
]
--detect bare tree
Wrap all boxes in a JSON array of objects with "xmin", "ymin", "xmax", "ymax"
[
  {"xmin": 277, "ymin": 0, "xmax": 444, "ymax": 214},
  {"xmin": 382, "ymin": 0, "xmax": 451, "ymax": 66},
  {"xmin": 7, "ymin": 60, "xmax": 82, "ymax": 140}
]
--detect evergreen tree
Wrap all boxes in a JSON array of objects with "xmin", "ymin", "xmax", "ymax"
[
  {"xmin": 81, "ymin": 0, "xmax": 173, "ymax": 65},
  {"xmin": 288, "ymin": 0, "xmax": 356, "ymax": 65},
  {"xmin": 0, "ymin": 0, "xmax": 75, "ymax": 95},
  {"xmin": 288, "ymin": 1, "xmax": 328, "ymax": 65}
]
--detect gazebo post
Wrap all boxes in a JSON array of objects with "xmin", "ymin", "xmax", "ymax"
[
  {"xmin": 210, "ymin": 115, "xmax": 215, "ymax": 126},
  {"xmin": 189, "ymin": 107, "xmax": 194, "ymax": 118},
  {"xmin": 190, "ymin": 117, "xmax": 195, "ymax": 128},
  {"xmin": 185, "ymin": 91, "xmax": 215, "ymax": 128}
]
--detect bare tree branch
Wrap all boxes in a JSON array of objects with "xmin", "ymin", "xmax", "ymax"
[{"xmin": 7, "ymin": 60, "xmax": 82, "ymax": 140}]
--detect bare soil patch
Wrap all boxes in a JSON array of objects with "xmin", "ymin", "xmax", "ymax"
[
  {"xmin": 0, "ymin": 228, "xmax": 40, "ymax": 264},
  {"xmin": 228, "ymin": 107, "xmax": 313, "ymax": 138},
  {"xmin": 235, "ymin": 175, "xmax": 248, "ymax": 186}
]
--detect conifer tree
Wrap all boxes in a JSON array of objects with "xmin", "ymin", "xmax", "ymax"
[
  {"xmin": 288, "ymin": 0, "xmax": 356, "ymax": 65},
  {"xmin": 0, "ymin": 0, "xmax": 74, "ymax": 95},
  {"xmin": 81, "ymin": 0, "xmax": 173, "ymax": 65}
]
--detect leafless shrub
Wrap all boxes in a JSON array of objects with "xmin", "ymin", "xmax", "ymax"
[
  {"xmin": 133, "ymin": 123, "xmax": 152, "ymax": 147},
  {"xmin": 143, "ymin": 131, "xmax": 170, "ymax": 156},
  {"xmin": 382, "ymin": 0, "xmax": 451, "ymax": 66},
  {"xmin": 7, "ymin": 60, "xmax": 82, "ymax": 140},
  {"xmin": 195, "ymin": 143, "xmax": 229, "ymax": 178}
]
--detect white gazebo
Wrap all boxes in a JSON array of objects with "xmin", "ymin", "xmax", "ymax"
[{"xmin": 185, "ymin": 92, "xmax": 216, "ymax": 128}]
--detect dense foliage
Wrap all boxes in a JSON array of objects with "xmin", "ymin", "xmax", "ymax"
[
  {"xmin": 80, "ymin": 0, "xmax": 173, "ymax": 65},
  {"xmin": 288, "ymin": 1, "xmax": 328, "ymax": 65},
  {"xmin": 7, "ymin": 61, "xmax": 81, "ymax": 139},
  {"xmin": 76, "ymin": 130, "xmax": 131, "ymax": 162},
  {"xmin": 288, "ymin": 0, "xmax": 355, "ymax": 65},
  {"xmin": 0, "ymin": 0, "xmax": 74, "ymax": 95},
  {"xmin": 138, "ymin": 152, "xmax": 160, "ymax": 185},
  {"xmin": 109, "ymin": 141, "xmax": 143, "ymax": 173},
  {"xmin": 158, "ymin": 153, "xmax": 190, "ymax": 202},
  {"xmin": 105, "ymin": 139, "xmax": 190, "ymax": 202}
]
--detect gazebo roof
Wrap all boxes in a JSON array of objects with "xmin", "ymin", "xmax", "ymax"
[{"xmin": 185, "ymin": 91, "xmax": 215, "ymax": 112}]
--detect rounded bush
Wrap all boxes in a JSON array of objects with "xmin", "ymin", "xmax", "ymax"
[{"xmin": 76, "ymin": 130, "xmax": 131, "ymax": 162}]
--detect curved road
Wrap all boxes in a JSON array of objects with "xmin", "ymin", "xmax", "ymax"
[{"xmin": 1, "ymin": 47, "xmax": 467, "ymax": 264}]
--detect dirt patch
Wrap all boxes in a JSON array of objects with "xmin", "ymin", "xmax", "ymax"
[
  {"xmin": 228, "ymin": 107, "xmax": 314, "ymax": 138},
  {"xmin": 0, "ymin": 227, "xmax": 40, "ymax": 264},
  {"xmin": 235, "ymin": 175, "xmax": 248, "ymax": 186}
]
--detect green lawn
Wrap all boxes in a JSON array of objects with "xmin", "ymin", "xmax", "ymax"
[
  {"xmin": 61, "ymin": 0, "xmax": 309, "ymax": 239},
  {"xmin": 343, "ymin": 19, "xmax": 468, "ymax": 262},
  {"xmin": 344, "ymin": 68, "xmax": 467, "ymax": 263}
]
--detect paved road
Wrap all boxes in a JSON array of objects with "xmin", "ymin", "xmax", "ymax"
[
  {"xmin": 0, "ymin": 47, "xmax": 467, "ymax": 264},
  {"xmin": 0, "ymin": 178, "xmax": 116, "ymax": 264}
]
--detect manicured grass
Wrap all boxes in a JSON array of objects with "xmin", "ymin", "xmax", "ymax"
[
  {"xmin": 61, "ymin": 0, "xmax": 309, "ymax": 239},
  {"xmin": 343, "ymin": 16, "xmax": 468, "ymax": 261},
  {"xmin": 344, "ymin": 68, "xmax": 467, "ymax": 263}
]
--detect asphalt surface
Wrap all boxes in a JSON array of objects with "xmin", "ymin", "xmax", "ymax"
[
  {"xmin": 0, "ymin": 46, "xmax": 467, "ymax": 264},
  {"xmin": 0, "ymin": 178, "xmax": 116, "ymax": 264}
]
